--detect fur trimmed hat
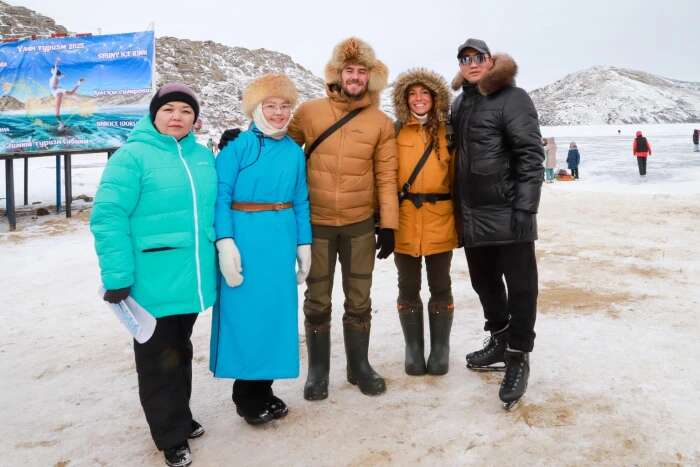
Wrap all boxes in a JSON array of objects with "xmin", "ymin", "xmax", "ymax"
[
  {"xmin": 242, "ymin": 74, "xmax": 299, "ymax": 118},
  {"xmin": 324, "ymin": 37, "xmax": 389, "ymax": 94},
  {"xmin": 392, "ymin": 68, "xmax": 451, "ymax": 125}
]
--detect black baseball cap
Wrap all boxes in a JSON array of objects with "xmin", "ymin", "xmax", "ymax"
[{"xmin": 457, "ymin": 38, "xmax": 491, "ymax": 58}]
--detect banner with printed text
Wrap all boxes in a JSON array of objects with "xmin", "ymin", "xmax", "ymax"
[{"xmin": 0, "ymin": 31, "xmax": 154, "ymax": 154}]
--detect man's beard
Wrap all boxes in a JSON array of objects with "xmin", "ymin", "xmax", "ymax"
[{"xmin": 340, "ymin": 80, "xmax": 368, "ymax": 100}]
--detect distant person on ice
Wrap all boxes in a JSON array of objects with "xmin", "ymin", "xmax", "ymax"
[
  {"xmin": 693, "ymin": 129, "xmax": 699, "ymax": 152},
  {"xmin": 391, "ymin": 68, "xmax": 457, "ymax": 376},
  {"xmin": 450, "ymin": 38, "xmax": 544, "ymax": 410},
  {"xmin": 91, "ymin": 83, "xmax": 216, "ymax": 467},
  {"xmin": 543, "ymin": 137, "xmax": 557, "ymax": 183},
  {"xmin": 210, "ymin": 74, "xmax": 312, "ymax": 426},
  {"xmin": 567, "ymin": 142, "xmax": 581, "ymax": 179},
  {"xmin": 632, "ymin": 130, "xmax": 652, "ymax": 176},
  {"xmin": 49, "ymin": 57, "xmax": 84, "ymax": 131}
]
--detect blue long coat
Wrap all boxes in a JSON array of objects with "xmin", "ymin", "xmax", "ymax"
[
  {"xmin": 210, "ymin": 126, "xmax": 312, "ymax": 380},
  {"xmin": 567, "ymin": 148, "xmax": 581, "ymax": 169}
]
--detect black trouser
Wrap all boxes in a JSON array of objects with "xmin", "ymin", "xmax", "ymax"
[
  {"xmin": 571, "ymin": 168, "xmax": 579, "ymax": 179},
  {"xmin": 394, "ymin": 251, "xmax": 453, "ymax": 306},
  {"xmin": 133, "ymin": 313, "xmax": 197, "ymax": 451},
  {"xmin": 465, "ymin": 242, "xmax": 538, "ymax": 352},
  {"xmin": 232, "ymin": 379, "xmax": 273, "ymax": 413},
  {"xmin": 637, "ymin": 157, "xmax": 647, "ymax": 175}
]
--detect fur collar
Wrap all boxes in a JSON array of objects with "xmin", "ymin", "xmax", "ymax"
[
  {"xmin": 392, "ymin": 68, "xmax": 450, "ymax": 125},
  {"xmin": 451, "ymin": 54, "xmax": 518, "ymax": 96}
]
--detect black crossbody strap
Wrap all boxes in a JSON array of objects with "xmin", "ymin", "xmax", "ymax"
[
  {"xmin": 400, "ymin": 140, "xmax": 435, "ymax": 197},
  {"xmin": 305, "ymin": 108, "xmax": 363, "ymax": 160}
]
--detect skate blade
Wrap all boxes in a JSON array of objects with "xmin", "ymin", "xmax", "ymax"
[
  {"xmin": 466, "ymin": 364, "xmax": 506, "ymax": 372},
  {"xmin": 502, "ymin": 398, "xmax": 521, "ymax": 411}
]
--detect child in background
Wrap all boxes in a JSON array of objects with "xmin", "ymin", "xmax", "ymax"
[{"xmin": 567, "ymin": 142, "xmax": 581, "ymax": 179}]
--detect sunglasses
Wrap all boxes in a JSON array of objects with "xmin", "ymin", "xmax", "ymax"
[{"xmin": 458, "ymin": 54, "xmax": 489, "ymax": 66}]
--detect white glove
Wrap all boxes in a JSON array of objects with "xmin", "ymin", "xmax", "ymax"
[
  {"xmin": 296, "ymin": 244, "xmax": 312, "ymax": 285},
  {"xmin": 216, "ymin": 238, "xmax": 243, "ymax": 287}
]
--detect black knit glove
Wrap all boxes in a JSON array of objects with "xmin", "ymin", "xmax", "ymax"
[
  {"xmin": 103, "ymin": 287, "xmax": 131, "ymax": 304},
  {"xmin": 218, "ymin": 128, "xmax": 242, "ymax": 151},
  {"xmin": 375, "ymin": 229, "xmax": 395, "ymax": 259},
  {"xmin": 511, "ymin": 210, "xmax": 534, "ymax": 239}
]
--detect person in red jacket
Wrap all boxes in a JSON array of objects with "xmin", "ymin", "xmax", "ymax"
[{"xmin": 632, "ymin": 130, "xmax": 652, "ymax": 176}]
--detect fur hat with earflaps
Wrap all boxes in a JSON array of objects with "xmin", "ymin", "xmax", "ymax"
[
  {"xmin": 242, "ymin": 74, "xmax": 299, "ymax": 118},
  {"xmin": 324, "ymin": 37, "xmax": 389, "ymax": 95},
  {"xmin": 392, "ymin": 68, "xmax": 451, "ymax": 126}
]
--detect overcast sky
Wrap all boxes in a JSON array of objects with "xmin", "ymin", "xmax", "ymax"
[{"xmin": 12, "ymin": 0, "xmax": 700, "ymax": 90}]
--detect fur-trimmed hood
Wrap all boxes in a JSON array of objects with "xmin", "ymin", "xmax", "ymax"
[
  {"xmin": 324, "ymin": 37, "xmax": 389, "ymax": 101},
  {"xmin": 242, "ymin": 74, "xmax": 299, "ymax": 118},
  {"xmin": 392, "ymin": 68, "xmax": 451, "ymax": 125},
  {"xmin": 451, "ymin": 54, "xmax": 518, "ymax": 96}
]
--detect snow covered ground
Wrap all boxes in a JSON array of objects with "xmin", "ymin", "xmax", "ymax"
[{"xmin": 2, "ymin": 124, "xmax": 700, "ymax": 466}]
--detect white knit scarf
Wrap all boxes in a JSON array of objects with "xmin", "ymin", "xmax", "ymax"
[
  {"xmin": 252, "ymin": 103, "xmax": 289, "ymax": 140},
  {"xmin": 411, "ymin": 111, "xmax": 429, "ymax": 125}
]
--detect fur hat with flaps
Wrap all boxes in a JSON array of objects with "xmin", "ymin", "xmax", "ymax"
[
  {"xmin": 242, "ymin": 74, "xmax": 299, "ymax": 118},
  {"xmin": 393, "ymin": 68, "xmax": 451, "ymax": 125},
  {"xmin": 324, "ymin": 37, "xmax": 389, "ymax": 95}
]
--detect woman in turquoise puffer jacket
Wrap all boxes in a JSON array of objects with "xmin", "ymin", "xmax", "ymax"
[{"xmin": 90, "ymin": 83, "xmax": 215, "ymax": 467}]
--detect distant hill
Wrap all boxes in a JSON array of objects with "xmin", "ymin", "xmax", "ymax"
[{"xmin": 531, "ymin": 66, "xmax": 700, "ymax": 125}]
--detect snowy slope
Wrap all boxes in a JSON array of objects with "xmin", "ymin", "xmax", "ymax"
[{"xmin": 531, "ymin": 66, "xmax": 700, "ymax": 125}]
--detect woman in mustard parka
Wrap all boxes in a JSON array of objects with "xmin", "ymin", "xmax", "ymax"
[{"xmin": 392, "ymin": 69, "xmax": 458, "ymax": 376}]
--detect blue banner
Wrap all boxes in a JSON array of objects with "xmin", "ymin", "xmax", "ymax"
[{"xmin": 0, "ymin": 31, "xmax": 155, "ymax": 154}]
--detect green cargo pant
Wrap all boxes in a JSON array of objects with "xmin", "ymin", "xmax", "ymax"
[
  {"xmin": 304, "ymin": 217, "xmax": 376, "ymax": 330},
  {"xmin": 394, "ymin": 251, "xmax": 453, "ymax": 309}
]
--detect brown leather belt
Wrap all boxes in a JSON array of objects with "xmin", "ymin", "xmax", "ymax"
[{"xmin": 231, "ymin": 201, "xmax": 293, "ymax": 212}]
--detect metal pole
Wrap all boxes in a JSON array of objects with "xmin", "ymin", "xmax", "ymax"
[
  {"xmin": 55, "ymin": 155, "xmax": 62, "ymax": 213},
  {"xmin": 23, "ymin": 155, "xmax": 28, "ymax": 206},
  {"xmin": 5, "ymin": 158, "xmax": 16, "ymax": 231},
  {"xmin": 64, "ymin": 153, "xmax": 72, "ymax": 218}
]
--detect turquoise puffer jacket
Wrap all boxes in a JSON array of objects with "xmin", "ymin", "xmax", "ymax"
[{"xmin": 90, "ymin": 116, "xmax": 217, "ymax": 318}]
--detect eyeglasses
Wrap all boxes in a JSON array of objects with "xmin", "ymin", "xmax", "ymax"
[
  {"xmin": 262, "ymin": 103, "xmax": 292, "ymax": 113},
  {"xmin": 458, "ymin": 54, "xmax": 489, "ymax": 66}
]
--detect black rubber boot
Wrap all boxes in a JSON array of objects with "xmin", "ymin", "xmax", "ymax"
[
  {"xmin": 499, "ymin": 348, "xmax": 530, "ymax": 410},
  {"xmin": 398, "ymin": 303, "xmax": 427, "ymax": 375},
  {"xmin": 303, "ymin": 322, "xmax": 330, "ymax": 401},
  {"xmin": 426, "ymin": 303, "xmax": 454, "ymax": 375},
  {"xmin": 466, "ymin": 324, "xmax": 508, "ymax": 371},
  {"xmin": 343, "ymin": 324, "xmax": 386, "ymax": 396}
]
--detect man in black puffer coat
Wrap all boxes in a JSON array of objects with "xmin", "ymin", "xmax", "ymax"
[{"xmin": 450, "ymin": 38, "xmax": 544, "ymax": 408}]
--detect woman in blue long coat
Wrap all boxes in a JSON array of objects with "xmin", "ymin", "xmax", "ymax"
[{"xmin": 211, "ymin": 74, "xmax": 312, "ymax": 425}]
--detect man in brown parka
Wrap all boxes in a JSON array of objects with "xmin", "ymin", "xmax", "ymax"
[{"xmin": 288, "ymin": 37, "xmax": 399, "ymax": 399}]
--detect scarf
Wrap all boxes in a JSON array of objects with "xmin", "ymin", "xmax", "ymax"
[{"xmin": 252, "ymin": 103, "xmax": 289, "ymax": 140}]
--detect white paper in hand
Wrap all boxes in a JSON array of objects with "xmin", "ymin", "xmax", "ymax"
[{"xmin": 99, "ymin": 288, "xmax": 156, "ymax": 343}]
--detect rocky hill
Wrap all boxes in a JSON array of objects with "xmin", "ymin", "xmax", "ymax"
[{"xmin": 531, "ymin": 66, "xmax": 700, "ymax": 125}]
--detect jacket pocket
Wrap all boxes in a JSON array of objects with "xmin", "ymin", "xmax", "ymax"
[{"xmin": 135, "ymin": 232, "xmax": 193, "ymax": 252}]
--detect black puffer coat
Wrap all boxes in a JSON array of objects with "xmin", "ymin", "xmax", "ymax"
[{"xmin": 450, "ymin": 54, "xmax": 544, "ymax": 247}]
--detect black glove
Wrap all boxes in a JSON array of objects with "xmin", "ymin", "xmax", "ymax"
[
  {"xmin": 375, "ymin": 228, "xmax": 395, "ymax": 259},
  {"xmin": 103, "ymin": 286, "xmax": 131, "ymax": 304},
  {"xmin": 218, "ymin": 128, "xmax": 241, "ymax": 151},
  {"xmin": 511, "ymin": 210, "xmax": 534, "ymax": 239}
]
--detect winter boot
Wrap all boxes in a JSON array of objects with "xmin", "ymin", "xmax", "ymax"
[
  {"xmin": 499, "ymin": 347, "xmax": 530, "ymax": 411},
  {"xmin": 188, "ymin": 420, "xmax": 204, "ymax": 439},
  {"xmin": 397, "ymin": 302, "xmax": 427, "ymax": 375},
  {"xmin": 232, "ymin": 380, "xmax": 274, "ymax": 426},
  {"xmin": 343, "ymin": 324, "xmax": 386, "ymax": 396},
  {"xmin": 303, "ymin": 322, "xmax": 331, "ymax": 401},
  {"xmin": 164, "ymin": 441, "xmax": 192, "ymax": 467},
  {"xmin": 466, "ymin": 324, "xmax": 508, "ymax": 371},
  {"xmin": 426, "ymin": 303, "xmax": 454, "ymax": 375}
]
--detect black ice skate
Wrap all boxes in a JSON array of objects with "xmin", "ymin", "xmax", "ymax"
[
  {"xmin": 466, "ymin": 325, "xmax": 508, "ymax": 371},
  {"xmin": 499, "ymin": 348, "xmax": 529, "ymax": 411}
]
